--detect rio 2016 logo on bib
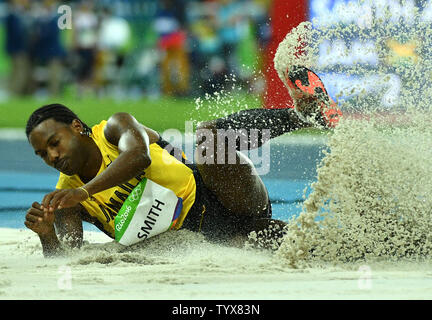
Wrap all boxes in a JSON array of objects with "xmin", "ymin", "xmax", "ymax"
[
  {"xmin": 114, "ymin": 179, "xmax": 183, "ymax": 246},
  {"xmin": 115, "ymin": 205, "xmax": 132, "ymax": 232}
]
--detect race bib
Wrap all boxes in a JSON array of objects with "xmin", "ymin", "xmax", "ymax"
[{"xmin": 114, "ymin": 178, "xmax": 183, "ymax": 246}]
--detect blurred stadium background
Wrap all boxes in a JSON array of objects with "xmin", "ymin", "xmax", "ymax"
[
  {"xmin": 0, "ymin": 0, "xmax": 310, "ymax": 131},
  {"xmin": 0, "ymin": 0, "xmax": 425, "ymax": 130}
]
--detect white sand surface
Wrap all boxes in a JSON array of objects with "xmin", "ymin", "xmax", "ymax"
[{"xmin": 1, "ymin": 227, "xmax": 431, "ymax": 300}]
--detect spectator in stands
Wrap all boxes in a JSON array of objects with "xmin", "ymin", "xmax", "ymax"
[
  {"xmin": 4, "ymin": 0, "xmax": 31, "ymax": 96},
  {"xmin": 29, "ymin": 0, "xmax": 66, "ymax": 97},
  {"xmin": 188, "ymin": 1, "xmax": 226, "ymax": 94},
  {"xmin": 253, "ymin": 0, "xmax": 272, "ymax": 51},
  {"xmin": 216, "ymin": 0, "xmax": 245, "ymax": 78},
  {"xmin": 153, "ymin": 0, "xmax": 190, "ymax": 97},
  {"xmin": 71, "ymin": 0, "xmax": 99, "ymax": 95},
  {"xmin": 96, "ymin": 6, "xmax": 131, "ymax": 96}
]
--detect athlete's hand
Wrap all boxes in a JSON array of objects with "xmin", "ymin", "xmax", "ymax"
[
  {"xmin": 25, "ymin": 202, "xmax": 55, "ymax": 236},
  {"xmin": 41, "ymin": 188, "xmax": 88, "ymax": 212}
]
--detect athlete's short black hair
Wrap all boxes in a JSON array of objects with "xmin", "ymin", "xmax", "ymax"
[{"xmin": 26, "ymin": 103, "xmax": 92, "ymax": 139}]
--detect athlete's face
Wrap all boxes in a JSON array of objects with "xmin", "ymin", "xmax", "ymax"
[{"xmin": 29, "ymin": 119, "xmax": 87, "ymax": 175}]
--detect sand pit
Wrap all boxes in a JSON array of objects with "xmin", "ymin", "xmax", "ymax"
[{"xmin": 1, "ymin": 227, "xmax": 431, "ymax": 300}]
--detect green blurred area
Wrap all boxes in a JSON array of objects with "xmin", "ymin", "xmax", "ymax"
[
  {"xmin": 0, "ymin": 94, "xmax": 260, "ymax": 131},
  {"xmin": 0, "ymin": 94, "xmax": 325, "ymax": 135},
  {"xmin": 0, "ymin": 24, "xmax": 10, "ymax": 75}
]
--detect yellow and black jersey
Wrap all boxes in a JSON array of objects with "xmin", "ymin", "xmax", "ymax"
[{"xmin": 56, "ymin": 120, "xmax": 196, "ymax": 238}]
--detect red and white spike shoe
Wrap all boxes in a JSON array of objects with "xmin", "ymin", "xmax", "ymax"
[{"xmin": 282, "ymin": 65, "xmax": 342, "ymax": 128}]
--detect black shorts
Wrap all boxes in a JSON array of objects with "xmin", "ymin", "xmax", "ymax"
[{"xmin": 182, "ymin": 164, "xmax": 272, "ymax": 243}]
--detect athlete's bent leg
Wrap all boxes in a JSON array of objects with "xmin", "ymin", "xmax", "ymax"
[
  {"xmin": 194, "ymin": 107, "xmax": 307, "ymax": 217},
  {"xmin": 192, "ymin": 66, "xmax": 342, "ymax": 243}
]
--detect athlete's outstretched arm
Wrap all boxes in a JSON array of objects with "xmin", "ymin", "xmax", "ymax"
[{"xmin": 43, "ymin": 112, "xmax": 151, "ymax": 212}]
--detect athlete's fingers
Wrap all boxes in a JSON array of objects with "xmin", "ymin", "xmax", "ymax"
[
  {"xmin": 24, "ymin": 220, "xmax": 34, "ymax": 229},
  {"xmin": 55, "ymin": 188, "xmax": 87, "ymax": 210},
  {"xmin": 49, "ymin": 191, "xmax": 68, "ymax": 211},
  {"xmin": 49, "ymin": 191, "xmax": 66, "ymax": 210},
  {"xmin": 42, "ymin": 190, "xmax": 60, "ymax": 211},
  {"xmin": 32, "ymin": 202, "xmax": 42, "ymax": 210},
  {"xmin": 25, "ymin": 206, "xmax": 55, "ymax": 234},
  {"xmin": 26, "ymin": 206, "xmax": 44, "ymax": 217},
  {"xmin": 25, "ymin": 213, "xmax": 41, "ymax": 223},
  {"xmin": 26, "ymin": 208, "xmax": 44, "ymax": 219},
  {"xmin": 26, "ymin": 208, "xmax": 44, "ymax": 226},
  {"xmin": 27, "ymin": 203, "xmax": 52, "ymax": 221},
  {"xmin": 43, "ymin": 208, "xmax": 55, "ymax": 225},
  {"xmin": 25, "ymin": 210, "xmax": 44, "ymax": 230},
  {"xmin": 26, "ymin": 206, "xmax": 49, "ymax": 224},
  {"xmin": 57, "ymin": 192, "xmax": 77, "ymax": 209},
  {"xmin": 57, "ymin": 196, "xmax": 68, "ymax": 210}
]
